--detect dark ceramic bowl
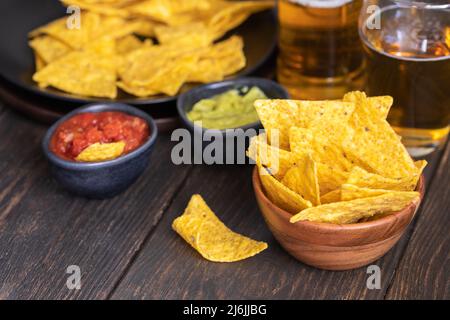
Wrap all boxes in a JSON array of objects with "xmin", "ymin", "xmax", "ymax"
[
  {"xmin": 42, "ymin": 103, "xmax": 158, "ymax": 199},
  {"xmin": 177, "ymin": 78, "xmax": 289, "ymax": 164}
]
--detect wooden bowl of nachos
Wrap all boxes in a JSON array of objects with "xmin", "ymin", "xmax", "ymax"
[{"xmin": 252, "ymin": 167, "xmax": 425, "ymax": 270}]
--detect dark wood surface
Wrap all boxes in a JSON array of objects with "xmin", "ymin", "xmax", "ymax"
[{"xmin": 0, "ymin": 100, "xmax": 448, "ymax": 300}]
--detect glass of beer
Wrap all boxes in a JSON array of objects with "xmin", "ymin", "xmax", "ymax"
[
  {"xmin": 360, "ymin": 0, "xmax": 450, "ymax": 156},
  {"xmin": 277, "ymin": 0, "xmax": 365, "ymax": 100}
]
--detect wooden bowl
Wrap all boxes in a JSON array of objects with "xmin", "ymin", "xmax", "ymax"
[{"xmin": 252, "ymin": 167, "xmax": 425, "ymax": 270}]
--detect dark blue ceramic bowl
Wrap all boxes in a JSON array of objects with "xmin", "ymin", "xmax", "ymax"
[
  {"xmin": 42, "ymin": 103, "xmax": 158, "ymax": 199},
  {"xmin": 177, "ymin": 78, "xmax": 289, "ymax": 164}
]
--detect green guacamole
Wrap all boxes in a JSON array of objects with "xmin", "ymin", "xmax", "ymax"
[{"xmin": 187, "ymin": 86, "xmax": 266, "ymax": 130}]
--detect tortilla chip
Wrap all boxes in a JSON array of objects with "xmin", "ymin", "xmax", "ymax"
[
  {"xmin": 320, "ymin": 189, "xmax": 341, "ymax": 204},
  {"xmin": 341, "ymin": 184, "xmax": 393, "ymax": 201},
  {"xmin": 247, "ymin": 134, "xmax": 299, "ymax": 180},
  {"xmin": 116, "ymin": 34, "xmax": 145, "ymax": 55},
  {"xmin": 187, "ymin": 58, "xmax": 224, "ymax": 83},
  {"xmin": 316, "ymin": 163, "xmax": 350, "ymax": 195},
  {"xmin": 367, "ymin": 96, "xmax": 393, "ymax": 120},
  {"xmin": 258, "ymin": 165, "xmax": 312, "ymax": 214},
  {"xmin": 346, "ymin": 164, "xmax": 424, "ymax": 191},
  {"xmin": 254, "ymin": 99, "xmax": 355, "ymax": 150},
  {"xmin": 290, "ymin": 192, "xmax": 420, "ymax": 224},
  {"xmin": 33, "ymin": 50, "xmax": 117, "ymax": 99},
  {"xmin": 289, "ymin": 126, "xmax": 355, "ymax": 172},
  {"xmin": 34, "ymin": 52, "xmax": 46, "ymax": 71},
  {"xmin": 172, "ymin": 194, "xmax": 267, "ymax": 262},
  {"xmin": 61, "ymin": 0, "xmax": 131, "ymax": 17},
  {"xmin": 29, "ymin": 36, "xmax": 72, "ymax": 64},
  {"xmin": 75, "ymin": 141, "xmax": 125, "ymax": 162},
  {"xmin": 208, "ymin": 0, "xmax": 275, "ymax": 39},
  {"xmin": 154, "ymin": 22, "xmax": 213, "ymax": 47},
  {"xmin": 254, "ymin": 99, "xmax": 298, "ymax": 150},
  {"xmin": 343, "ymin": 91, "xmax": 416, "ymax": 178},
  {"xmin": 281, "ymin": 153, "xmax": 321, "ymax": 206},
  {"xmin": 29, "ymin": 12, "xmax": 131, "ymax": 49}
]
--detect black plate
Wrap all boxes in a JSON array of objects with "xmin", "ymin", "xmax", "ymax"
[{"xmin": 0, "ymin": 0, "xmax": 276, "ymax": 106}]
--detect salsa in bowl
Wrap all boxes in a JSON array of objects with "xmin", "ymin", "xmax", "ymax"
[{"xmin": 42, "ymin": 103, "xmax": 158, "ymax": 198}]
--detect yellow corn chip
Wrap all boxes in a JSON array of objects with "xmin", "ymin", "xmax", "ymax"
[
  {"xmin": 255, "ymin": 99, "xmax": 355, "ymax": 150},
  {"xmin": 343, "ymin": 91, "xmax": 416, "ymax": 178},
  {"xmin": 75, "ymin": 141, "xmax": 125, "ymax": 162},
  {"xmin": 254, "ymin": 99, "xmax": 298, "ymax": 150},
  {"xmin": 281, "ymin": 153, "xmax": 321, "ymax": 206},
  {"xmin": 117, "ymin": 81, "xmax": 158, "ymax": 97},
  {"xmin": 341, "ymin": 184, "xmax": 393, "ymax": 201},
  {"xmin": 366, "ymin": 96, "xmax": 394, "ymax": 120},
  {"xmin": 320, "ymin": 189, "xmax": 341, "ymax": 204},
  {"xmin": 61, "ymin": 0, "xmax": 131, "ymax": 17},
  {"xmin": 290, "ymin": 192, "xmax": 420, "ymax": 224},
  {"xmin": 346, "ymin": 163, "xmax": 425, "ymax": 191},
  {"xmin": 155, "ymin": 22, "xmax": 213, "ymax": 47},
  {"xmin": 29, "ymin": 12, "xmax": 131, "ymax": 49},
  {"xmin": 316, "ymin": 163, "xmax": 349, "ymax": 195},
  {"xmin": 34, "ymin": 52, "xmax": 46, "ymax": 71},
  {"xmin": 116, "ymin": 34, "xmax": 145, "ymax": 55},
  {"xmin": 258, "ymin": 165, "xmax": 312, "ymax": 214},
  {"xmin": 187, "ymin": 58, "xmax": 224, "ymax": 83},
  {"xmin": 33, "ymin": 50, "xmax": 117, "ymax": 99},
  {"xmin": 289, "ymin": 126, "xmax": 355, "ymax": 172},
  {"xmin": 247, "ymin": 134, "xmax": 299, "ymax": 180},
  {"xmin": 29, "ymin": 36, "xmax": 72, "ymax": 64},
  {"xmin": 172, "ymin": 195, "xmax": 267, "ymax": 262}
]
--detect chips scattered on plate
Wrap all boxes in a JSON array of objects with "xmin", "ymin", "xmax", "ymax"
[
  {"xmin": 172, "ymin": 194, "xmax": 267, "ymax": 262},
  {"xmin": 28, "ymin": 0, "xmax": 274, "ymax": 98},
  {"xmin": 248, "ymin": 91, "xmax": 426, "ymax": 224}
]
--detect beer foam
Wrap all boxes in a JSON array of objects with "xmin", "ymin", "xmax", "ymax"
[{"xmin": 287, "ymin": 0, "xmax": 354, "ymax": 8}]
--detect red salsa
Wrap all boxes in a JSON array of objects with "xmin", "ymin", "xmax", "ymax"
[{"xmin": 50, "ymin": 111, "xmax": 150, "ymax": 161}]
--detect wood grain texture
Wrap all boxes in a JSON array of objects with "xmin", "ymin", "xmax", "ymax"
[
  {"xmin": 386, "ymin": 142, "xmax": 449, "ymax": 299},
  {"xmin": 110, "ymin": 150, "xmax": 443, "ymax": 300},
  {"xmin": 0, "ymin": 108, "xmax": 192, "ymax": 299},
  {"xmin": 0, "ymin": 100, "xmax": 447, "ymax": 300}
]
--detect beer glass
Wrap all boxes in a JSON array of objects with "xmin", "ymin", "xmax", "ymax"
[
  {"xmin": 359, "ymin": 0, "xmax": 450, "ymax": 156},
  {"xmin": 277, "ymin": 0, "xmax": 365, "ymax": 100}
]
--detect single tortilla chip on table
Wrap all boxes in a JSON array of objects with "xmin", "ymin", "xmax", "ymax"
[
  {"xmin": 258, "ymin": 164, "xmax": 312, "ymax": 214},
  {"xmin": 75, "ymin": 141, "xmax": 125, "ymax": 162},
  {"xmin": 290, "ymin": 192, "xmax": 420, "ymax": 224},
  {"xmin": 281, "ymin": 153, "xmax": 321, "ymax": 206},
  {"xmin": 172, "ymin": 194, "xmax": 267, "ymax": 262}
]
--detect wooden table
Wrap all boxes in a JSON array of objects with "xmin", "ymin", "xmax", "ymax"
[{"xmin": 0, "ymin": 100, "xmax": 448, "ymax": 300}]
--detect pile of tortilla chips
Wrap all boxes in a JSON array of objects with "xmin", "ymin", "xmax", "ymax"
[
  {"xmin": 248, "ymin": 91, "xmax": 426, "ymax": 224},
  {"xmin": 172, "ymin": 194, "xmax": 267, "ymax": 262},
  {"xmin": 29, "ymin": 0, "xmax": 274, "ymax": 98}
]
